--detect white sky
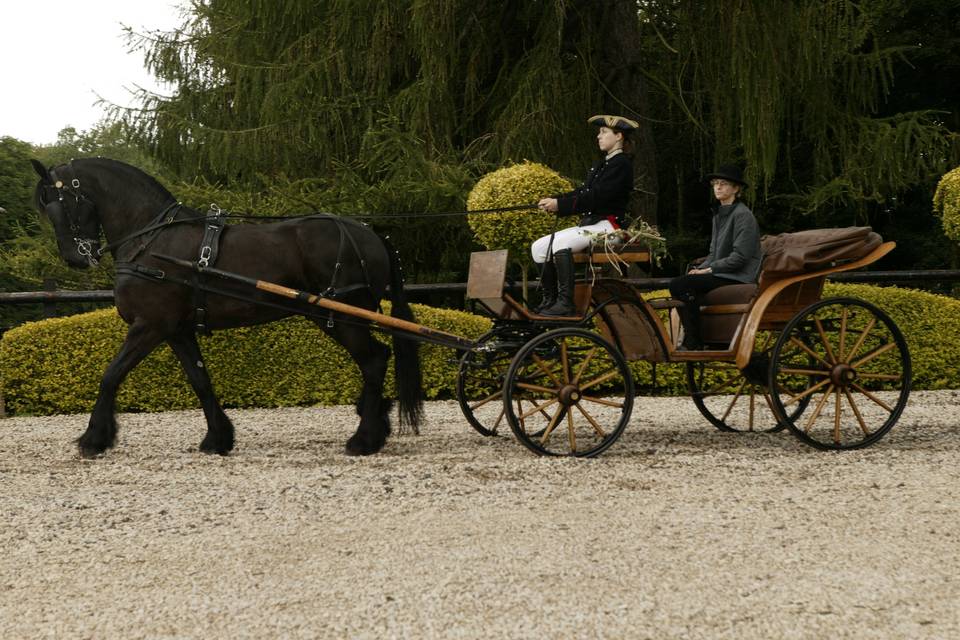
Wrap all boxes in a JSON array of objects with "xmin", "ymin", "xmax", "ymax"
[{"xmin": 0, "ymin": 1, "xmax": 185, "ymax": 145}]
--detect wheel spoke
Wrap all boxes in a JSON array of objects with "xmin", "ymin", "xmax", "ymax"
[
  {"xmin": 814, "ymin": 318, "xmax": 837, "ymax": 364},
  {"xmin": 833, "ymin": 387, "xmax": 842, "ymax": 444},
  {"xmin": 850, "ymin": 341, "xmax": 896, "ymax": 368},
  {"xmin": 803, "ymin": 383, "xmax": 835, "ymax": 433},
  {"xmin": 579, "ymin": 369, "xmax": 621, "ymax": 392},
  {"xmin": 779, "ymin": 367, "xmax": 830, "ymax": 377},
  {"xmin": 720, "ymin": 379, "xmax": 747, "ymax": 422},
  {"xmin": 515, "ymin": 381, "xmax": 558, "ymax": 394},
  {"xmin": 517, "ymin": 396, "xmax": 560, "ymax": 421},
  {"xmin": 469, "ymin": 374, "xmax": 505, "ymax": 386},
  {"xmin": 572, "ymin": 346, "xmax": 598, "ymax": 385},
  {"xmin": 762, "ymin": 391, "xmax": 777, "ymax": 416},
  {"xmin": 849, "ymin": 382, "xmax": 894, "ymax": 413},
  {"xmin": 561, "ymin": 339, "xmax": 571, "ymax": 384},
  {"xmin": 567, "ymin": 410, "xmax": 576, "ymax": 452},
  {"xmin": 857, "ymin": 372, "xmax": 902, "ymax": 381},
  {"xmin": 838, "ymin": 307, "xmax": 849, "ymax": 361},
  {"xmin": 702, "ymin": 374, "xmax": 744, "ymax": 395},
  {"xmin": 576, "ymin": 404, "xmax": 607, "ymax": 437},
  {"xmin": 581, "ymin": 395, "xmax": 624, "ymax": 409},
  {"xmin": 844, "ymin": 317, "xmax": 877, "ymax": 362},
  {"xmin": 539, "ymin": 407, "xmax": 565, "ymax": 444},
  {"xmin": 783, "ymin": 377, "xmax": 832, "ymax": 407},
  {"xmin": 531, "ymin": 353, "xmax": 563, "ymax": 386},
  {"xmin": 843, "ymin": 388, "xmax": 870, "ymax": 436},
  {"xmin": 789, "ymin": 335, "xmax": 833, "ymax": 369},
  {"xmin": 469, "ymin": 391, "xmax": 503, "ymax": 411}
]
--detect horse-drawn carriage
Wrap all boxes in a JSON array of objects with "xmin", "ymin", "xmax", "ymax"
[
  {"xmin": 455, "ymin": 229, "xmax": 910, "ymax": 456},
  {"xmin": 31, "ymin": 158, "xmax": 911, "ymax": 459}
]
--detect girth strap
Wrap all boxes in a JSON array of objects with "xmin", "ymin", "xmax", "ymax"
[{"xmin": 194, "ymin": 210, "xmax": 227, "ymax": 334}]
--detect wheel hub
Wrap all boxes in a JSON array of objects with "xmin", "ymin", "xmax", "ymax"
[
  {"xmin": 831, "ymin": 363, "xmax": 858, "ymax": 387},
  {"xmin": 558, "ymin": 384, "xmax": 582, "ymax": 406}
]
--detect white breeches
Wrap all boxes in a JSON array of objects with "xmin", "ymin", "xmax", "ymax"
[{"xmin": 530, "ymin": 220, "xmax": 615, "ymax": 264}]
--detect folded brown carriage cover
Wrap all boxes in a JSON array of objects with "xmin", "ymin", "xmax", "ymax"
[{"xmin": 760, "ymin": 227, "xmax": 882, "ymax": 276}]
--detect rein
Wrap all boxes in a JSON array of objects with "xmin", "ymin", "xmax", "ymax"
[
  {"xmin": 95, "ymin": 202, "xmax": 540, "ymax": 258},
  {"xmin": 191, "ymin": 203, "xmax": 539, "ymax": 221}
]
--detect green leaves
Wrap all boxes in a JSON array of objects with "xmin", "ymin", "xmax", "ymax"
[
  {"xmin": 0, "ymin": 304, "xmax": 491, "ymax": 416},
  {"xmin": 466, "ymin": 161, "xmax": 575, "ymax": 271},
  {"xmin": 934, "ymin": 166, "xmax": 960, "ymax": 242}
]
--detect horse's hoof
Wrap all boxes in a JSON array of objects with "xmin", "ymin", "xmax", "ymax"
[
  {"xmin": 77, "ymin": 439, "xmax": 108, "ymax": 459},
  {"xmin": 344, "ymin": 435, "xmax": 384, "ymax": 456},
  {"xmin": 199, "ymin": 436, "xmax": 233, "ymax": 456}
]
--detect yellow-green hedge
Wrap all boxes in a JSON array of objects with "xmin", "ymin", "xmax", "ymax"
[
  {"xmin": 0, "ymin": 304, "xmax": 491, "ymax": 416},
  {"xmin": 628, "ymin": 283, "xmax": 960, "ymax": 393},
  {"xmin": 2, "ymin": 283, "xmax": 958, "ymax": 416},
  {"xmin": 467, "ymin": 161, "xmax": 576, "ymax": 271},
  {"xmin": 934, "ymin": 165, "xmax": 960, "ymax": 242}
]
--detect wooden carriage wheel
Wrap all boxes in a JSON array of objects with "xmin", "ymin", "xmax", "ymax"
[
  {"xmin": 768, "ymin": 298, "xmax": 911, "ymax": 450},
  {"xmin": 503, "ymin": 328, "xmax": 634, "ymax": 457},
  {"xmin": 456, "ymin": 329, "xmax": 521, "ymax": 437},
  {"xmin": 686, "ymin": 331, "xmax": 812, "ymax": 433}
]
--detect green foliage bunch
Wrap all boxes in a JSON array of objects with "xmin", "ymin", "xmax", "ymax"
[
  {"xmin": 3, "ymin": 282, "xmax": 958, "ymax": 417},
  {"xmin": 934, "ymin": 166, "xmax": 960, "ymax": 242},
  {"xmin": 0, "ymin": 305, "xmax": 491, "ymax": 416},
  {"xmin": 466, "ymin": 161, "xmax": 575, "ymax": 271}
]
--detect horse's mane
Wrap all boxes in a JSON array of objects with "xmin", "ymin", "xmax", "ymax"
[{"xmin": 75, "ymin": 157, "xmax": 175, "ymax": 202}]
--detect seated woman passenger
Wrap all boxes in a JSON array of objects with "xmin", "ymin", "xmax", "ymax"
[
  {"xmin": 531, "ymin": 114, "xmax": 637, "ymax": 316},
  {"xmin": 669, "ymin": 164, "xmax": 762, "ymax": 350}
]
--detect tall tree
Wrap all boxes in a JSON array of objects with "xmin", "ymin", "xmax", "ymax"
[
  {"xmin": 124, "ymin": 0, "xmax": 657, "ymax": 206},
  {"xmin": 639, "ymin": 0, "xmax": 956, "ymax": 230}
]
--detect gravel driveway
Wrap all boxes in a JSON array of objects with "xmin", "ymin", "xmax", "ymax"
[{"xmin": 2, "ymin": 391, "xmax": 959, "ymax": 639}]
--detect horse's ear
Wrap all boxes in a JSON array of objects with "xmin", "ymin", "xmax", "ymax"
[{"xmin": 31, "ymin": 159, "xmax": 52, "ymax": 184}]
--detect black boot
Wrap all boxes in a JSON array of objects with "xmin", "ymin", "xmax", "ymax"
[
  {"xmin": 534, "ymin": 261, "xmax": 557, "ymax": 313},
  {"xmin": 677, "ymin": 299, "xmax": 703, "ymax": 350},
  {"xmin": 540, "ymin": 249, "xmax": 576, "ymax": 316}
]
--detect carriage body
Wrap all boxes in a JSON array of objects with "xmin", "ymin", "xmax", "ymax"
[{"xmin": 458, "ymin": 236, "xmax": 911, "ymax": 456}]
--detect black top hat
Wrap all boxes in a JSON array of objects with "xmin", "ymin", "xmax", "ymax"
[
  {"xmin": 704, "ymin": 164, "xmax": 748, "ymax": 188},
  {"xmin": 587, "ymin": 114, "xmax": 639, "ymax": 132}
]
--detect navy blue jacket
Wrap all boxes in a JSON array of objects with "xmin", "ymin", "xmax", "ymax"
[{"xmin": 555, "ymin": 152, "xmax": 633, "ymax": 227}]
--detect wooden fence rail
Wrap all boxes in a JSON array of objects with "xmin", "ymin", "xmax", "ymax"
[{"xmin": 1, "ymin": 270, "xmax": 958, "ymax": 314}]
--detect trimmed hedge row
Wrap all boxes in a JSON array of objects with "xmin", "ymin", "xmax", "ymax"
[
  {"xmin": 629, "ymin": 283, "xmax": 960, "ymax": 394},
  {"xmin": 2, "ymin": 283, "xmax": 958, "ymax": 416},
  {"xmin": 0, "ymin": 304, "xmax": 491, "ymax": 416}
]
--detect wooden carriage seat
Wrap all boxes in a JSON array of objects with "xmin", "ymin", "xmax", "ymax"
[
  {"xmin": 699, "ymin": 282, "xmax": 758, "ymax": 345},
  {"xmin": 572, "ymin": 244, "xmax": 651, "ymax": 265}
]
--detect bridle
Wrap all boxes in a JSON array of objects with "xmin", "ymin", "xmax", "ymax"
[{"xmin": 42, "ymin": 164, "xmax": 101, "ymax": 267}]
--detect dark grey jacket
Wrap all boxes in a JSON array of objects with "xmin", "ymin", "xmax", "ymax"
[{"xmin": 701, "ymin": 200, "xmax": 762, "ymax": 283}]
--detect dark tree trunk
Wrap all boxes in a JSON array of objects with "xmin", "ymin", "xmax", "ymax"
[{"xmin": 598, "ymin": 0, "xmax": 658, "ymax": 227}]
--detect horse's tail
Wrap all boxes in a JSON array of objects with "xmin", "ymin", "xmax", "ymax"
[{"xmin": 383, "ymin": 236, "xmax": 424, "ymax": 432}]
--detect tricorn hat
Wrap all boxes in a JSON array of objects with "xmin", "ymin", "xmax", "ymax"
[
  {"xmin": 704, "ymin": 164, "xmax": 748, "ymax": 188},
  {"xmin": 588, "ymin": 114, "xmax": 639, "ymax": 132}
]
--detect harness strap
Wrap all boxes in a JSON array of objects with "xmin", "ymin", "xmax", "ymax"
[
  {"xmin": 98, "ymin": 201, "xmax": 185, "ymax": 258},
  {"xmin": 194, "ymin": 210, "xmax": 227, "ymax": 334}
]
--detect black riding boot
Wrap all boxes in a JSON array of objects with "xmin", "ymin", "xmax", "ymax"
[
  {"xmin": 540, "ymin": 249, "xmax": 576, "ymax": 316},
  {"xmin": 534, "ymin": 261, "xmax": 557, "ymax": 313},
  {"xmin": 677, "ymin": 299, "xmax": 703, "ymax": 350}
]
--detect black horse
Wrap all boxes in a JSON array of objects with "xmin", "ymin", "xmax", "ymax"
[{"xmin": 31, "ymin": 157, "xmax": 422, "ymax": 457}]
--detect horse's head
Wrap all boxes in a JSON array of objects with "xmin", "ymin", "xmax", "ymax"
[{"xmin": 31, "ymin": 159, "xmax": 101, "ymax": 269}]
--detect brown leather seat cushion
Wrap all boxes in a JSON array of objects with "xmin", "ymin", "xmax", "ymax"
[
  {"xmin": 702, "ymin": 283, "xmax": 758, "ymax": 306},
  {"xmin": 699, "ymin": 283, "xmax": 758, "ymax": 346}
]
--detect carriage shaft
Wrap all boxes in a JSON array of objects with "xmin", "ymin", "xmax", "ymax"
[{"xmin": 152, "ymin": 253, "xmax": 476, "ymax": 350}]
